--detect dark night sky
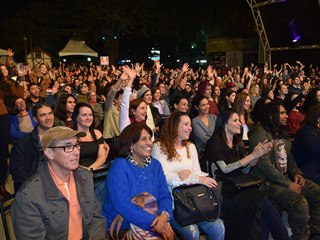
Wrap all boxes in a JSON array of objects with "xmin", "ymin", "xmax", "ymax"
[
  {"xmin": 3, "ymin": 0, "xmax": 319, "ymax": 47},
  {"xmin": 1, "ymin": 0, "xmax": 320, "ymax": 65},
  {"xmin": 259, "ymin": 0, "xmax": 320, "ymax": 47}
]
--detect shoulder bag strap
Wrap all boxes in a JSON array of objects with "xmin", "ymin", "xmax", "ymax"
[{"xmin": 109, "ymin": 214, "xmax": 125, "ymax": 240}]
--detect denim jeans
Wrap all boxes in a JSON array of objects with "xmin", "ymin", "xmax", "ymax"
[
  {"xmin": 171, "ymin": 217, "xmax": 225, "ymax": 240},
  {"xmin": 259, "ymin": 198, "xmax": 290, "ymax": 240}
]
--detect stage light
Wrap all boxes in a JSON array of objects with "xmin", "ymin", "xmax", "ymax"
[{"xmin": 292, "ymin": 37, "xmax": 300, "ymax": 43}]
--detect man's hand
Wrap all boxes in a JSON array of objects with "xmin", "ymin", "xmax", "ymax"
[
  {"xmin": 289, "ymin": 182, "xmax": 301, "ymax": 194},
  {"xmin": 294, "ymin": 174, "xmax": 305, "ymax": 188}
]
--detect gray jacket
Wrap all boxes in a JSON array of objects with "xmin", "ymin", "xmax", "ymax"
[{"xmin": 11, "ymin": 162, "xmax": 106, "ymax": 240}]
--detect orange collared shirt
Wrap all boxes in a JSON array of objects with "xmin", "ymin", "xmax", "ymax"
[{"xmin": 48, "ymin": 165, "xmax": 83, "ymax": 240}]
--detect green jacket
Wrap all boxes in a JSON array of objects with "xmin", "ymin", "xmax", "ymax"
[{"xmin": 248, "ymin": 124, "xmax": 303, "ymax": 188}]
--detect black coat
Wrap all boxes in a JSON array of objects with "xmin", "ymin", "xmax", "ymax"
[{"xmin": 9, "ymin": 127, "xmax": 45, "ymax": 188}]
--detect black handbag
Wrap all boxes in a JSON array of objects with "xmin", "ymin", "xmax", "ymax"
[
  {"xmin": 172, "ymin": 182, "xmax": 222, "ymax": 226},
  {"xmin": 216, "ymin": 172, "xmax": 264, "ymax": 195}
]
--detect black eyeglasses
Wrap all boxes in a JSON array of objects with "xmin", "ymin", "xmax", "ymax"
[{"xmin": 48, "ymin": 142, "xmax": 81, "ymax": 153}]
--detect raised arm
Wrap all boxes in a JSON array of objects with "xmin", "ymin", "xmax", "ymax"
[
  {"xmin": 245, "ymin": 70, "xmax": 254, "ymax": 91},
  {"xmin": 151, "ymin": 60, "xmax": 162, "ymax": 89},
  {"xmin": 296, "ymin": 60, "xmax": 305, "ymax": 71},
  {"xmin": 172, "ymin": 63, "xmax": 189, "ymax": 88},
  {"xmin": 104, "ymin": 72, "xmax": 124, "ymax": 111},
  {"xmin": 6, "ymin": 48, "xmax": 15, "ymax": 67},
  {"xmin": 119, "ymin": 65, "xmax": 137, "ymax": 132}
]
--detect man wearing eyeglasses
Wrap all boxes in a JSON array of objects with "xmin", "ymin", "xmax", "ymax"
[{"xmin": 11, "ymin": 126, "xmax": 106, "ymax": 239}]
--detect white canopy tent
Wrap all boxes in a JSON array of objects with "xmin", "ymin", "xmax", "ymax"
[
  {"xmin": 0, "ymin": 48, "xmax": 10, "ymax": 65},
  {"xmin": 0, "ymin": 48, "xmax": 7, "ymax": 56},
  {"xmin": 58, "ymin": 40, "xmax": 98, "ymax": 57}
]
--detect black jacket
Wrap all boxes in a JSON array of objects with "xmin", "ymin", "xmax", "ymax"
[{"xmin": 9, "ymin": 127, "xmax": 45, "ymax": 186}]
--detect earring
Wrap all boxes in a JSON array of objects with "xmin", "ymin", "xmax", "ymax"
[{"xmin": 130, "ymin": 148, "xmax": 133, "ymax": 154}]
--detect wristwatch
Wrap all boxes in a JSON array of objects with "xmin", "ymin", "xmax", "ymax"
[{"xmin": 161, "ymin": 211, "xmax": 170, "ymax": 221}]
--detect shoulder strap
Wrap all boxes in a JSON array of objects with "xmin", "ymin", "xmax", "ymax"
[{"xmin": 109, "ymin": 214, "xmax": 124, "ymax": 240}]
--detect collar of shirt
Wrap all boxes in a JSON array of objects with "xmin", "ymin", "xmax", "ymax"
[{"xmin": 127, "ymin": 155, "xmax": 152, "ymax": 168}]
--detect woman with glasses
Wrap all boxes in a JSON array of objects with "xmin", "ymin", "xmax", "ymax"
[{"xmin": 72, "ymin": 102, "xmax": 108, "ymax": 170}]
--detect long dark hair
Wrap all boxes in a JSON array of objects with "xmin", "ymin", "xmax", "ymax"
[
  {"xmin": 72, "ymin": 102, "xmax": 97, "ymax": 141},
  {"xmin": 260, "ymin": 101, "xmax": 287, "ymax": 138},
  {"xmin": 218, "ymin": 88, "xmax": 236, "ymax": 112},
  {"xmin": 117, "ymin": 123, "xmax": 153, "ymax": 158},
  {"xmin": 213, "ymin": 109, "xmax": 245, "ymax": 155},
  {"xmin": 1, "ymin": 65, "xmax": 18, "ymax": 114},
  {"xmin": 54, "ymin": 93, "xmax": 77, "ymax": 122},
  {"xmin": 189, "ymin": 95, "xmax": 207, "ymax": 119}
]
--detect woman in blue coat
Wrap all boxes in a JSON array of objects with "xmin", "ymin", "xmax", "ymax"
[
  {"xmin": 10, "ymin": 97, "xmax": 37, "ymax": 141},
  {"xmin": 103, "ymin": 123, "xmax": 174, "ymax": 239}
]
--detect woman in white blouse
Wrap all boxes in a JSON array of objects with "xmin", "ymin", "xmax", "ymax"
[{"xmin": 151, "ymin": 111, "xmax": 224, "ymax": 240}]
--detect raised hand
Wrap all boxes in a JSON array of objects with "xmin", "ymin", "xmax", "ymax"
[
  {"xmin": 122, "ymin": 65, "xmax": 136, "ymax": 80},
  {"xmin": 153, "ymin": 60, "xmax": 163, "ymax": 73},
  {"xmin": 7, "ymin": 48, "xmax": 15, "ymax": 57},
  {"xmin": 134, "ymin": 62, "xmax": 142, "ymax": 75},
  {"xmin": 181, "ymin": 63, "xmax": 189, "ymax": 73},
  {"xmin": 207, "ymin": 65, "xmax": 213, "ymax": 78}
]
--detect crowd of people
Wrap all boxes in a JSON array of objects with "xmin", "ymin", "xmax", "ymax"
[{"xmin": 1, "ymin": 47, "xmax": 320, "ymax": 239}]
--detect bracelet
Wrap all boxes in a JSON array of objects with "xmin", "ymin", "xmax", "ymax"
[{"xmin": 161, "ymin": 211, "xmax": 170, "ymax": 221}]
